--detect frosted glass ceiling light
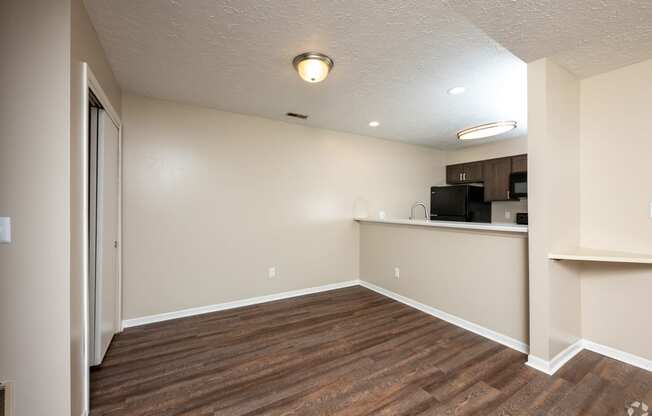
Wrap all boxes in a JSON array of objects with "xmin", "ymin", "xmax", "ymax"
[
  {"xmin": 457, "ymin": 121, "xmax": 517, "ymax": 140},
  {"xmin": 293, "ymin": 52, "xmax": 334, "ymax": 83}
]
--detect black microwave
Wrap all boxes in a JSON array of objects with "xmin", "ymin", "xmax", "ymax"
[{"xmin": 510, "ymin": 172, "xmax": 527, "ymax": 198}]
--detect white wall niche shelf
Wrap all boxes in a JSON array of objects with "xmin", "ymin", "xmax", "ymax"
[{"xmin": 548, "ymin": 248, "xmax": 652, "ymax": 264}]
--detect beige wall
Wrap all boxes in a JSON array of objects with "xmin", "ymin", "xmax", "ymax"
[
  {"xmin": 579, "ymin": 59, "xmax": 652, "ymax": 361},
  {"xmin": 122, "ymin": 94, "xmax": 445, "ymax": 319},
  {"xmin": 446, "ymin": 137, "xmax": 527, "ymax": 164},
  {"xmin": 359, "ymin": 223, "xmax": 529, "ymax": 344},
  {"xmin": 71, "ymin": 0, "xmax": 121, "ymax": 112},
  {"xmin": 579, "ymin": 59, "xmax": 652, "ymax": 253},
  {"xmin": 70, "ymin": 0, "xmax": 122, "ymax": 413},
  {"xmin": 527, "ymin": 58, "xmax": 582, "ymax": 361},
  {"xmin": 446, "ymin": 138, "xmax": 529, "ymax": 223},
  {"xmin": 0, "ymin": 1, "xmax": 72, "ymax": 415}
]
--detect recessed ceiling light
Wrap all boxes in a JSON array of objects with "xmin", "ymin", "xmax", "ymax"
[
  {"xmin": 457, "ymin": 121, "xmax": 517, "ymax": 140},
  {"xmin": 447, "ymin": 86, "xmax": 466, "ymax": 95},
  {"xmin": 292, "ymin": 52, "xmax": 334, "ymax": 83},
  {"xmin": 368, "ymin": 121, "xmax": 380, "ymax": 127}
]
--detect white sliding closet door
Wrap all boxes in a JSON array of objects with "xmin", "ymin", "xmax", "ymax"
[{"xmin": 94, "ymin": 109, "xmax": 120, "ymax": 364}]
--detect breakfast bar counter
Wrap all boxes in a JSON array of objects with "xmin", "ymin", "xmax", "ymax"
[{"xmin": 355, "ymin": 218, "xmax": 528, "ymax": 233}]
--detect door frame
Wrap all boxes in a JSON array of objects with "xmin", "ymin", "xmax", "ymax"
[{"xmin": 81, "ymin": 63, "xmax": 123, "ymax": 413}]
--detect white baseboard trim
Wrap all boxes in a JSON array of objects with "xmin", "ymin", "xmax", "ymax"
[
  {"xmin": 527, "ymin": 339, "xmax": 652, "ymax": 375},
  {"xmin": 526, "ymin": 339, "xmax": 584, "ymax": 375},
  {"xmin": 583, "ymin": 340, "xmax": 652, "ymax": 372},
  {"xmin": 121, "ymin": 279, "xmax": 652, "ymax": 375},
  {"xmin": 122, "ymin": 280, "xmax": 361, "ymax": 328},
  {"xmin": 358, "ymin": 280, "xmax": 529, "ymax": 354}
]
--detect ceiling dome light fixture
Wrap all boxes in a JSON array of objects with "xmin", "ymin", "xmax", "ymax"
[
  {"xmin": 368, "ymin": 121, "xmax": 380, "ymax": 127},
  {"xmin": 457, "ymin": 121, "xmax": 517, "ymax": 141},
  {"xmin": 293, "ymin": 52, "xmax": 334, "ymax": 83}
]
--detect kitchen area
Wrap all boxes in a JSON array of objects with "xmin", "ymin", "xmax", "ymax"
[
  {"xmin": 356, "ymin": 144, "xmax": 530, "ymax": 352},
  {"xmin": 356, "ymin": 146, "xmax": 529, "ymax": 231}
]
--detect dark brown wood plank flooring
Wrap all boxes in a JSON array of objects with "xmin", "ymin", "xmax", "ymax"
[{"xmin": 90, "ymin": 286, "xmax": 652, "ymax": 415}]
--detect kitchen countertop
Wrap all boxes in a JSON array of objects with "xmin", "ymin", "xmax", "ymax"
[{"xmin": 354, "ymin": 218, "xmax": 528, "ymax": 233}]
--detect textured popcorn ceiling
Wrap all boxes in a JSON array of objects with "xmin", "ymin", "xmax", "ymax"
[
  {"xmin": 84, "ymin": 0, "xmax": 527, "ymax": 149},
  {"xmin": 445, "ymin": 0, "xmax": 652, "ymax": 78}
]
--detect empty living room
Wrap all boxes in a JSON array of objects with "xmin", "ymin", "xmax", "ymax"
[{"xmin": 1, "ymin": 1, "xmax": 651, "ymax": 415}]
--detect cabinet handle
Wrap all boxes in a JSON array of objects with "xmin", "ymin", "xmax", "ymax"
[
  {"xmin": 459, "ymin": 173, "xmax": 462, "ymax": 181},
  {"xmin": 464, "ymin": 172, "xmax": 467, "ymax": 181},
  {"xmin": 507, "ymin": 190, "xmax": 510, "ymax": 200}
]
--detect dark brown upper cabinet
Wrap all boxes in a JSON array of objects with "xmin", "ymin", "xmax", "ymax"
[
  {"xmin": 446, "ymin": 164, "xmax": 465, "ymax": 184},
  {"xmin": 445, "ymin": 153, "xmax": 526, "ymax": 201},
  {"xmin": 511, "ymin": 154, "xmax": 527, "ymax": 173},
  {"xmin": 446, "ymin": 161, "xmax": 483, "ymax": 184},
  {"xmin": 482, "ymin": 157, "xmax": 513, "ymax": 202}
]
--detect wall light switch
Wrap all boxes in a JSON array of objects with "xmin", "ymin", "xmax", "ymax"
[
  {"xmin": 505, "ymin": 211, "xmax": 511, "ymax": 220},
  {"xmin": 268, "ymin": 267, "xmax": 276, "ymax": 279},
  {"xmin": 0, "ymin": 217, "xmax": 11, "ymax": 244},
  {"xmin": 394, "ymin": 267, "xmax": 400, "ymax": 279}
]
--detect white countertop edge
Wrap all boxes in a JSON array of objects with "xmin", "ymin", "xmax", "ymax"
[{"xmin": 354, "ymin": 218, "xmax": 528, "ymax": 233}]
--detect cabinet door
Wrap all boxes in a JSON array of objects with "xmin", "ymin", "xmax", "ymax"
[
  {"xmin": 483, "ymin": 157, "xmax": 512, "ymax": 201},
  {"xmin": 462, "ymin": 162, "xmax": 483, "ymax": 182},
  {"xmin": 511, "ymin": 154, "xmax": 527, "ymax": 173},
  {"xmin": 446, "ymin": 164, "xmax": 465, "ymax": 184}
]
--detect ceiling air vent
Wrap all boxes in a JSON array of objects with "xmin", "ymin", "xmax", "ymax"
[{"xmin": 286, "ymin": 112, "xmax": 308, "ymax": 120}]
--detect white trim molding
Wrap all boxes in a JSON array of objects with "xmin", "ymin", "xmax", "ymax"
[
  {"xmin": 122, "ymin": 280, "xmax": 360, "ymax": 328},
  {"xmin": 526, "ymin": 339, "xmax": 584, "ymax": 375},
  {"xmin": 121, "ymin": 280, "xmax": 652, "ymax": 376},
  {"xmin": 80, "ymin": 62, "xmax": 124, "ymax": 416},
  {"xmin": 527, "ymin": 339, "xmax": 652, "ymax": 375},
  {"xmin": 583, "ymin": 340, "xmax": 652, "ymax": 372},
  {"xmin": 358, "ymin": 280, "xmax": 529, "ymax": 354}
]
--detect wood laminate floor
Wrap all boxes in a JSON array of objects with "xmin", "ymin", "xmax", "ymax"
[{"xmin": 91, "ymin": 286, "xmax": 652, "ymax": 415}]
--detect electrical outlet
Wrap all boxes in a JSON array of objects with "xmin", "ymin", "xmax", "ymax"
[
  {"xmin": 268, "ymin": 267, "xmax": 276, "ymax": 279},
  {"xmin": 394, "ymin": 267, "xmax": 400, "ymax": 279},
  {"xmin": 504, "ymin": 211, "xmax": 511, "ymax": 220},
  {"xmin": 649, "ymin": 201, "xmax": 652, "ymax": 219}
]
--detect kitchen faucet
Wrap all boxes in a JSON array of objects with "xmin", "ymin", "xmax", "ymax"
[{"xmin": 409, "ymin": 201, "xmax": 429, "ymax": 221}]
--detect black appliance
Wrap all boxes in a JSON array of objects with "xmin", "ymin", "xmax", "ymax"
[
  {"xmin": 430, "ymin": 185, "xmax": 491, "ymax": 222},
  {"xmin": 516, "ymin": 212, "xmax": 528, "ymax": 225},
  {"xmin": 510, "ymin": 172, "xmax": 527, "ymax": 198}
]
